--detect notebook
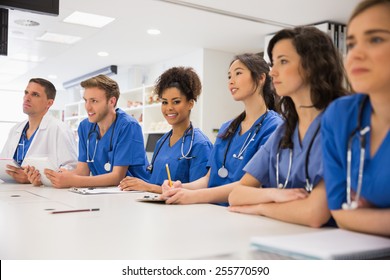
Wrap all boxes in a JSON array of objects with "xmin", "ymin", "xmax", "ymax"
[{"xmin": 251, "ymin": 229, "xmax": 390, "ymax": 260}]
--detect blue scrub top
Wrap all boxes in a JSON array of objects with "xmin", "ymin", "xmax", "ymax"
[
  {"xmin": 78, "ymin": 108, "xmax": 150, "ymax": 181},
  {"xmin": 148, "ymin": 128, "xmax": 213, "ymax": 185},
  {"xmin": 322, "ymin": 94, "xmax": 390, "ymax": 210},
  {"xmin": 244, "ymin": 113, "xmax": 323, "ymax": 190},
  {"xmin": 207, "ymin": 110, "xmax": 282, "ymax": 196}
]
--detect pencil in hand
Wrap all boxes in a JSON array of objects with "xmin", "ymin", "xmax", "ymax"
[{"xmin": 165, "ymin": 163, "xmax": 172, "ymax": 187}]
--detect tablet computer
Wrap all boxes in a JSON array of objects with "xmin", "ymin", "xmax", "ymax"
[
  {"xmin": 0, "ymin": 158, "xmax": 21, "ymax": 183},
  {"xmin": 23, "ymin": 156, "xmax": 57, "ymax": 187}
]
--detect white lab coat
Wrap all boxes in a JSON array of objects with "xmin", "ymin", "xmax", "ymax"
[{"xmin": 0, "ymin": 113, "xmax": 78, "ymax": 169}]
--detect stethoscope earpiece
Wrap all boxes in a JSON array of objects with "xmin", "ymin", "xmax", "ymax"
[{"xmin": 232, "ymin": 154, "xmax": 244, "ymax": 160}]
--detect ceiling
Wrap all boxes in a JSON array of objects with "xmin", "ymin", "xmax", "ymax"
[{"xmin": 0, "ymin": 0, "xmax": 360, "ymax": 91}]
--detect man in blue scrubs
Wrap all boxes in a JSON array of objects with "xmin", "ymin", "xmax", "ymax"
[{"xmin": 45, "ymin": 74, "xmax": 149, "ymax": 188}]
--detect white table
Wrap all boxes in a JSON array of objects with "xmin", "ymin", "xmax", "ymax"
[{"xmin": 0, "ymin": 183, "xmax": 327, "ymax": 260}]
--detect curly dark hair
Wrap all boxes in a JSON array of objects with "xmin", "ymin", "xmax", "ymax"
[
  {"xmin": 154, "ymin": 67, "xmax": 202, "ymax": 102},
  {"xmin": 267, "ymin": 26, "xmax": 347, "ymax": 149},
  {"xmin": 220, "ymin": 53, "xmax": 277, "ymax": 140}
]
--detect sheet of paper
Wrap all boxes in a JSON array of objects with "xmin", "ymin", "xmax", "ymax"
[{"xmin": 69, "ymin": 187, "xmax": 139, "ymax": 195}]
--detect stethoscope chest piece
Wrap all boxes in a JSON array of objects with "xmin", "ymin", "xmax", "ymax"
[
  {"xmin": 218, "ymin": 166, "xmax": 229, "ymax": 178},
  {"xmin": 104, "ymin": 162, "xmax": 111, "ymax": 172},
  {"xmin": 342, "ymin": 201, "xmax": 358, "ymax": 210}
]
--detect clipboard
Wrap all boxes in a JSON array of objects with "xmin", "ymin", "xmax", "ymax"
[
  {"xmin": 136, "ymin": 194, "xmax": 166, "ymax": 203},
  {"xmin": 0, "ymin": 158, "xmax": 21, "ymax": 183},
  {"xmin": 69, "ymin": 187, "xmax": 140, "ymax": 195}
]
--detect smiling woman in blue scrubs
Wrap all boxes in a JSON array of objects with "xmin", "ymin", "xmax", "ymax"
[
  {"xmin": 160, "ymin": 53, "xmax": 282, "ymax": 205},
  {"xmin": 44, "ymin": 74, "xmax": 149, "ymax": 187},
  {"xmin": 119, "ymin": 67, "xmax": 213, "ymax": 193},
  {"xmin": 322, "ymin": 0, "xmax": 390, "ymax": 236},
  {"xmin": 228, "ymin": 27, "xmax": 347, "ymax": 228}
]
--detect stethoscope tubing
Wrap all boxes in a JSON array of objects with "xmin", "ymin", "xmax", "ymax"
[
  {"xmin": 86, "ymin": 114, "xmax": 118, "ymax": 169},
  {"xmin": 343, "ymin": 96, "xmax": 370, "ymax": 210},
  {"xmin": 218, "ymin": 111, "xmax": 268, "ymax": 178},
  {"xmin": 16, "ymin": 123, "xmax": 29, "ymax": 164},
  {"xmin": 147, "ymin": 123, "xmax": 195, "ymax": 173},
  {"xmin": 276, "ymin": 123, "xmax": 320, "ymax": 192}
]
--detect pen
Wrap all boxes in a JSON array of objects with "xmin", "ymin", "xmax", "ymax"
[
  {"xmin": 50, "ymin": 208, "xmax": 100, "ymax": 214},
  {"xmin": 165, "ymin": 163, "xmax": 172, "ymax": 187}
]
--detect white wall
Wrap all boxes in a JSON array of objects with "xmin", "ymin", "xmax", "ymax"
[
  {"xmin": 202, "ymin": 49, "xmax": 244, "ymax": 142},
  {"xmin": 0, "ymin": 87, "xmax": 74, "ymax": 149}
]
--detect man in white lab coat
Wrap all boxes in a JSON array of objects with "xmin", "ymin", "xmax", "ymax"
[{"xmin": 0, "ymin": 78, "xmax": 77, "ymax": 185}]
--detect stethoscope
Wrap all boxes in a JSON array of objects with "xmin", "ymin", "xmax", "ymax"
[
  {"xmin": 86, "ymin": 115, "xmax": 118, "ymax": 172},
  {"xmin": 146, "ymin": 123, "xmax": 195, "ymax": 173},
  {"xmin": 342, "ymin": 96, "xmax": 370, "ymax": 210},
  {"xmin": 218, "ymin": 111, "xmax": 268, "ymax": 178},
  {"xmin": 15, "ymin": 123, "xmax": 29, "ymax": 165},
  {"xmin": 276, "ymin": 124, "xmax": 320, "ymax": 192}
]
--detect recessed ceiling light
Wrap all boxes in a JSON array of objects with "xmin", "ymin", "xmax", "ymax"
[
  {"xmin": 36, "ymin": 32, "xmax": 81, "ymax": 44},
  {"xmin": 14, "ymin": 19, "xmax": 40, "ymax": 27},
  {"xmin": 97, "ymin": 51, "xmax": 109, "ymax": 57},
  {"xmin": 63, "ymin": 11, "xmax": 115, "ymax": 28},
  {"xmin": 147, "ymin": 29, "xmax": 161, "ymax": 35},
  {"xmin": 48, "ymin": 74, "xmax": 57, "ymax": 79}
]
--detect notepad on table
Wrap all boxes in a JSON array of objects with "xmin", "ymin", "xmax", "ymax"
[
  {"xmin": 69, "ymin": 187, "xmax": 139, "ymax": 195},
  {"xmin": 251, "ymin": 229, "xmax": 390, "ymax": 260}
]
